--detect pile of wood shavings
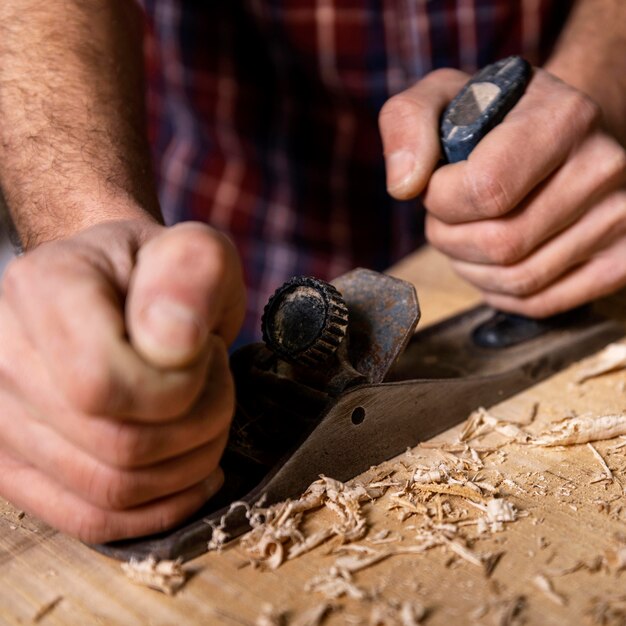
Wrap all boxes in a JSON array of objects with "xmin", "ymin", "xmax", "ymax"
[
  {"xmin": 226, "ymin": 342, "xmax": 626, "ymax": 622},
  {"xmin": 121, "ymin": 556, "xmax": 187, "ymax": 595},
  {"xmin": 209, "ymin": 474, "xmax": 394, "ymax": 570}
]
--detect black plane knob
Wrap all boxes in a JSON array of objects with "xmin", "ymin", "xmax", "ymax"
[{"xmin": 262, "ymin": 276, "xmax": 349, "ymax": 368}]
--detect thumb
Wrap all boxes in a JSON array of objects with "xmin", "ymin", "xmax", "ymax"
[
  {"xmin": 379, "ymin": 68, "xmax": 469, "ymax": 199},
  {"xmin": 126, "ymin": 222, "xmax": 246, "ymax": 369}
]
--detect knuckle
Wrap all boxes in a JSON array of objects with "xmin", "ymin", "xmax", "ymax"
[
  {"xmin": 72, "ymin": 508, "xmax": 113, "ymax": 544},
  {"xmin": 562, "ymin": 89, "xmax": 601, "ymax": 133},
  {"xmin": 503, "ymin": 266, "xmax": 541, "ymax": 297},
  {"xmin": 64, "ymin": 358, "xmax": 114, "ymax": 415},
  {"xmin": 481, "ymin": 223, "xmax": 524, "ymax": 266},
  {"xmin": 165, "ymin": 223, "xmax": 233, "ymax": 279},
  {"xmin": 464, "ymin": 167, "xmax": 511, "ymax": 218},
  {"xmin": 109, "ymin": 423, "xmax": 149, "ymax": 469},
  {"xmin": 379, "ymin": 95, "xmax": 423, "ymax": 129},
  {"xmin": 86, "ymin": 464, "xmax": 135, "ymax": 510}
]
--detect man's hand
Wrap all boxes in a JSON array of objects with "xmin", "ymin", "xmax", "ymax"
[
  {"xmin": 379, "ymin": 67, "xmax": 626, "ymax": 317},
  {"xmin": 0, "ymin": 218, "xmax": 246, "ymax": 543}
]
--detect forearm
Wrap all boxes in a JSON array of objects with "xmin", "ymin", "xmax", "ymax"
[
  {"xmin": 545, "ymin": 0, "xmax": 626, "ymax": 145},
  {"xmin": 0, "ymin": 0, "xmax": 160, "ymax": 250}
]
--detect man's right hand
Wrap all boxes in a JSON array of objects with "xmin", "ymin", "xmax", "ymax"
[{"xmin": 0, "ymin": 218, "xmax": 246, "ymax": 543}]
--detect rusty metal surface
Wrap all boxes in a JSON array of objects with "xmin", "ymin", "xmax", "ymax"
[
  {"xmin": 332, "ymin": 269, "xmax": 419, "ymax": 383},
  {"xmin": 95, "ymin": 272, "xmax": 624, "ymax": 562}
]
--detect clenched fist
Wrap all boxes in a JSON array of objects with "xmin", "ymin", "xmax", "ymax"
[
  {"xmin": 0, "ymin": 218, "xmax": 245, "ymax": 543},
  {"xmin": 380, "ymin": 67, "xmax": 626, "ymax": 317}
]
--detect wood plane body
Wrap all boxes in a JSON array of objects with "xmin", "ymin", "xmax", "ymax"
[{"xmin": 95, "ymin": 271, "xmax": 624, "ymax": 562}]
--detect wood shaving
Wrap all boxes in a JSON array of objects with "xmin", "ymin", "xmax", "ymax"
[
  {"xmin": 587, "ymin": 443, "xmax": 614, "ymax": 482},
  {"xmin": 575, "ymin": 341, "xmax": 626, "ymax": 383},
  {"xmin": 459, "ymin": 407, "xmax": 530, "ymax": 443},
  {"xmin": 410, "ymin": 482, "xmax": 486, "ymax": 503},
  {"xmin": 121, "ymin": 556, "xmax": 187, "ymax": 595},
  {"xmin": 474, "ymin": 498, "xmax": 518, "ymax": 534},
  {"xmin": 533, "ymin": 574, "xmax": 567, "ymax": 606},
  {"xmin": 496, "ymin": 595, "xmax": 527, "ymax": 626},
  {"xmin": 33, "ymin": 596, "xmax": 63, "ymax": 623},
  {"xmin": 531, "ymin": 414, "xmax": 626, "ymax": 446}
]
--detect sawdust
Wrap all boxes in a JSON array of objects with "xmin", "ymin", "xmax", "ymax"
[{"xmin": 121, "ymin": 556, "xmax": 187, "ymax": 595}]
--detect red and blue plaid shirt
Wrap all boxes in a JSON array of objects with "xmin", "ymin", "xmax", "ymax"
[{"xmin": 140, "ymin": 1, "xmax": 572, "ymax": 345}]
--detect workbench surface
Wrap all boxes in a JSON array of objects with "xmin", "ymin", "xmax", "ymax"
[{"xmin": 2, "ymin": 247, "xmax": 626, "ymax": 626}]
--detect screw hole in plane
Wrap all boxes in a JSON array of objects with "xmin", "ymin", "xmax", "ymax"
[{"xmin": 351, "ymin": 407, "xmax": 365, "ymax": 425}]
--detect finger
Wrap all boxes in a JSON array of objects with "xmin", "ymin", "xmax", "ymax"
[
  {"xmin": 2, "ymin": 249, "xmax": 211, "ymax": 421},
  {"xmin": 0, "ymin": 386, "xmax": 229, "ymax": 509},
  {"xmin": 450, "ymin": 190, "xmax": 626, "ymax": 298},
  {"xmin": 423, "ymin": 69, "xmax": 602, "ymax": 223},
  {"xmin": 47, "ymin": 337, "xmax": 235, "ymax": 469},
  {"xmin": 480, "ymin": 235, "xmax": 626, "ymax": 318},
  {"xmin": 426, "ymin": 132, "xmax": 626, "ymax": 265},
  {"xmin": 0, "ymin": 452, "xmax": 224, "ymax": 543},
  {"xmin": 379, "ymin": 68, "xmax": 469, "ymax": 199},
  {"xmin": 127, "ymin": 222, "xmax": 246, "ymax": 368}
]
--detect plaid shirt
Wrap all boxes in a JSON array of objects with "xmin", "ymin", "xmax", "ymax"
[{"xmin": 140, "ymin": 1, "xmax": 572, "ymax": 345}]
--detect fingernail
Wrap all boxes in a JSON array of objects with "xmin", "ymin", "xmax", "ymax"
[
  {"xmin": 142, "ymin": 299, "xmax": 206, "ymax": 363},
  {"xmin": 203, "ymin": 468, "xmax": 224, "ymax": 498},
  {"xmin": 386, "ymin": 150, "xmax": 418, "ymax": 194}
]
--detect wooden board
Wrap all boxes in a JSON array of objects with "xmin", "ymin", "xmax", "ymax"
[{"xmin": 2, "ymin": 246, "xmax": 626, "ymax": 626}]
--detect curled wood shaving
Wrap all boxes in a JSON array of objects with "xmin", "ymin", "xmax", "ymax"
[
  {"xmin": 531, "ymin": 414, "xmax": 626, "ymax": 446},
  {"xmin": 575, "ymin": 342, "xmax": 626, "ymax": 384},
  {"xmin": 121, "ymin": 556, "xmax": 187, "ymax": 595}
]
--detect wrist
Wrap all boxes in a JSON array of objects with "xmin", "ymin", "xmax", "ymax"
[
  {"xmin": 543, "ymin": 0, "xmax": 626, "ymax": 147},
  {"xmin": 12, "ymin": 193, "xmax": 160, "ymax": 251}
]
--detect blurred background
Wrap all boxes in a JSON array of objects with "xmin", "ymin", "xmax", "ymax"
[{"xmin": 0, "ymin": 228, "xmax": 15, "ymax": 276}]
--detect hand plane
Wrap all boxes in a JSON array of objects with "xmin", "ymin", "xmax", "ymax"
[
  {"xmin": 96, "ymin": 56, "xmax": 624, "ymax": 561},
  {"xmin": 97, "ymin": 268, "xmax": 623, "ymax": 562}
]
